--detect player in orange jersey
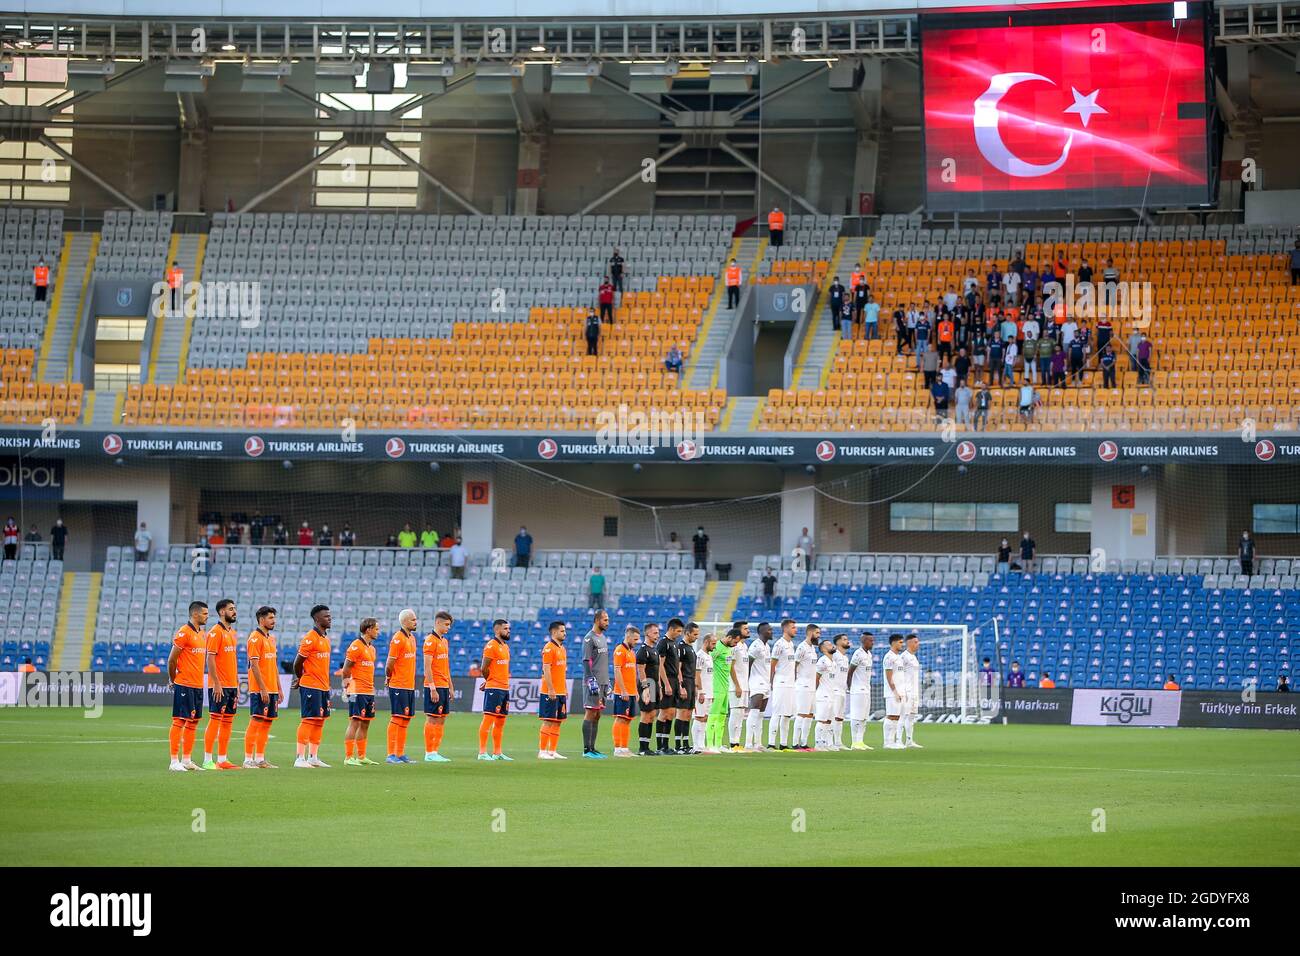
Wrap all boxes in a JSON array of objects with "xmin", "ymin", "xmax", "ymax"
[
  {"xmin": 202, "ymin": 598, "xmax": 242, "ymax": 770},
  {"xmin": 292, "ymin": 605, "xmax": 333, "ymax": 768},
  {"xmin": 166, "ymin": 601, "xmax": 209, "ymax": 771},
  {"xmin": 538, "ymin": 621, "xmax": 569, "ymax": 760},
  {"xmin": 422, "ymin": 610, "xmax": 454, "ymax": 762},
  {"xmin": 610, "ymin": 625, "xmax": 641, "ymax": 756},
  {"xmin": 383, "ymin": 609, "xmax": 419, "ymax": 764},
  {"xmin": 477, "ymin": 619, "xmax": 512, "ymax": 761},
  {"xmin": 341, "ymin": 617, "xmax": 380, "ymax": 766},
  {"xmin": 244, "ymin": 605, "xmax": 280, "ymax": 768}
]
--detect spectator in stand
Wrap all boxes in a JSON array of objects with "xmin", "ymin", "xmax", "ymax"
[
  {"xmin": 1050, "ymin": 342, "xmax": 1067, "ymax": 387},
  {"xmin": 725, "ymin": 258, "xmax": 742, "ymax": 309},
  {"xmin": 1003, "ymin": 339, "xmax": 1018, "ymax": 387},
  {"xmin": 1041, "ymin": 262, "xmax": 1058, "ymax": 314},
  {"xmin": 1009, "ymin": 249, "xmax": 1026, "ymax": 278},
  {"xmin": 385, "ymin": 533, "xmax": 398, "ymax": 547},
  {"xmin": 133, "ymin": 522, "xmax": 152, "ymax": 562},
  {"xmin": 585, "ymin": 308, "xmax": 601, "ymax": 357},
  {"xmin": 589, "ymin": 567, "xmax": 606, "ymax": 610},
  {"xmin": 930, "ymin": 376, "xmax": 950, "ymax": 420},
  {"xmin": 1103, "ymin": 258, "xmax": 1120, "ymax": 306},
  {"xmin": 954, "ymin": 346, "xmax": 971, "ymax": 387},
  {"xmin": 1290, "ymin": 238, "xmax": 1300, "ymax": 286},
  {"xmin": 142, "ymin": 661, "xmax": 161, "ymax": 673},
  {"xmin": 249, "ymin": 511, "xmax": 264, "ymax": 546},
  {"xmin": 996, "ymin": 538, "xmax": 1012, "ymax": 575},
  {"xmin": 954, "ymin": 380, "xmax": 973, "ymax": 428},
  {"xmin": 1136, "ymin": 333, "xmax": 1152, "ymax": 385},
  {"xmin": 33, "ymin": 256, "xmax": 49, "ymax": 301},
  {"xmin": 666, "ymin": 531, "xmax": 682, "ymax": 551},
  {"xmin": 988, "ymin": 336, "xmax": 1004, "ymax": 386},
  {"xmin": 936, "ymin": 313, "xmax": 954, "ymax": 362},
  {"xmin": 1096, "ymin": 314, "xmax": 1113, "ymax": 355},
  {"xmin": 273, "ymin": 521, "xmax": 289, "ymax": 546},
  {"xmin": 974, "ymin": 382, "xmax": 992, "ymax": 431},
  {"xmin": 449, "ymin": 537, "xmax": 467, "ymax": 579},
  {"xmin": 1238, "ymin": 530, "xmax": 1255, "ymax": 576},
  {"xmin": 49, "ymin": 519, "xmax": 67, "ymax": 561},
  {"xmin": 1006, "ymin": 660, "xmax": 1025, "ymax": 687},
  {"xmin": 852, "ymin": 277, "xmax": 869, "ymax": 330},
  {"xmin": 419, "ymin": 525, "xmax": 438, "ymax": 550},
  {"xmin": 297, "ymin": 521, "xmax": 314, "ymax": 546},
  {"xmin": 3, "ymin": 516, "xmax": 18, "ymax": 561},
  {"xmin": 166, "ymin": 260, "xmax": 184, "ymax": 314},
  {"xmin": 942, "ymin": 286, "xmax": 959, "ymax": 312},
  {"xmin": 761, "ymin": 567, "xmax": 777, "ymax": 612},
  {"xmin": 963, "ymin": 268, "xmax": 979, "ymax": 297},
  {"xmin": 1069, "ymin": 334, "xmax": 1086, "ymax": 386},
  {"xmin": 970, "ymin": 324, "xmax": 987, "ymax": 380},
  {"xmin": 921, "ymin": 341, "xmax": 939, "ymax": 390},
  {"xmin": 1019, "ymin": 531, "xmax": 1037, "ymax": 575},
  {"xmin": 1002, "ymin": 267, "xmax": 1021, "ymax": 308},
  {"xmin": 598, "ymin": 276, "xmax": 615, "ymax": 324},
  {"xmin": 1018, "ymin": 382, "xmax": 1037, "ymax": 423},
  {"xmin": 1100, "ymin": 342, "xmax": 1117, "ymax": 389},
  {"xmin": 1163, "ymin": 674, "xmax": 1181, "ymax": 691},
  {"xmin": 1278, "ymin": 675, "xmax": 1290, "ymax": 693},
  {"xmin": 1054, "ymin": 252, "xmax": 1068, "ymax": 284},
  {"xmin": 1127, "ymin": 327, "xmax": 1142, "ymax": 373},
  {"xmin": 19, "ymin": 657, "xmax": 35, "ymax": 673},
  {"xmin": 940, "ymin": 361, "xmax": 957, "ymax": 396},
  {"xmin": 317, "ymin": 525, "xmax": 333, "ymax": 547},
  {"xmin": 914, "ymin": 311, "xmax": 931, "ymax": 369},
  {"xmin": 797, "ymin": 527, "xmax": 813, "ymax": 565},
  {"xmin": 397, "ymin": 524, "xmax": 417, "ymax": 549},
  {"xmin": 514, "ymin": 526, "xmax": 533, "ymax": 568},
  {"xmin": 828, "ymin": 276, "xmax": 845, "ymax": 332},
  {"xmin": 986, "ymin": 264, "xmax": 1003, "ymax": 306},
  {"xmin": 608, "ymin": 246, "xmax": 626, "ymax": 295},
  {"xmin": 893, "ymin": 307, "xmax": 906, "ymax": 355},
  {"xmin": 1022, "ymin": 267, "xmax": 1037, "ymax": 308},
  {"xmin": 1038, "ymin": 673, "xmax": 1056, "ymax": 689},
  {"xmin": 840, "ymin": 298, "xmax": 853, "ymax": 342},
  {"xmin": 767, "ymin": 206, "xmax": 785, "ymax": 247},
  {"xmin": 980, "ymin": 657, "xmax": 997, "ymax": 687},
  {"xmin": 24, "ymin": 524, "xmax": 40, "ymax": 543},
  {"xmin": 692, "ymin": 526, "xmax": 709, "ymax": 572},
  {"xmin": 664, "ymin": 345, "xmax": 683, "ymax": 377},
  {"xmin": 339, "ymin": 524, "xmax": 356, "ymax": 547},
  {"xmin": 862, "ymin": 295, "xmax": 880, "ymax": 340},
  {"xmin": 906, "ymin": 303, "xmax": 920, "ymax": 353},
  {"xmin": 440, "ymin": 531, "xmax": 455, "ymax": 549},
  {"xmin": 1078, "ymin": 258, "xmax": 1093, "ymax": 291}
]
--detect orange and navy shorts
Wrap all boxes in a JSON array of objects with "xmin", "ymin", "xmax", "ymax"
[
  {"xmin": 207, "ymin": 687, "xmax": 238, "ymax": 716},
  {"xmin": 538, "ymin": 693, "xmax": 567, "ymax": 721},
  {"xmin": 299, "ymin": 687, "xmax": 331, "ymax": 719},
  {"xmin": 388, "ymin": 687, "xmax": 415, "ymax": 718},
  {"xmin": 348, "ymin": 694, "xmax": 376, "ymax": 721},
  {"xmin": 172, "ymin": 684, "xmax": 203, "ymax": 720},
  {"xmin": 250, "ymin": 692, "xmax": 278, "ymax": 720},
  {"xmin": 423, "ymin": 686, "xmax": 450, "ymax": 717},
  {"xmin": 482, "ymin": 687, "xmax": 510, "ymax": 717}
]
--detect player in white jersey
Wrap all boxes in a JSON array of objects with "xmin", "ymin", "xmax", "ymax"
[
  {"xmin": 768, "ymin": 618, "xmax": 798, "ymax": 749},
  {"xmin": 691, "ymin": 630, "xmax": 716, "ymax": 752},
  {"xmin": 881, "ymin": 634, "xmax": 907, "ymax": 749},
  {"xmin": 831, "ymin": 634, "xmax": 851, "ymax": 750},
  {"xmin": 846, "ymin": 631, "xmax": 875, "ymax": 750},
  {"xmin": 746, "ymin": 622, "xmax": 773, "ymax": 751},
  {"xmin": 812, "ymin": 641, "xmax": 838, "ymax": 750},
  {"xmin": 792, "ymin": 624, "xmax": 821, "ymax": 750},
  {"xmin": 901, "ymin": 633, "xmax": 924, "ymax": 748},
  {"xmin": 727, "ymin": 620, "xmax": 752, "ymax": 752}
]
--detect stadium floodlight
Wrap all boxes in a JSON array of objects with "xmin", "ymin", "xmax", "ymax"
[
  {"xmin": 628, "ymin": 59, "xmax": 679, "ymax": 93},
  {"xmin": 474, "ymin": 60, "xmax": 524, "ymax": 94},
  {"xmin": 315, "ymin": 59, "xmax": 363, "ymax": 93},
  {"xmin": 405, "ymin": 59, "xmax": 454, "ymax": 93},
  {"xmin": 66, "ymin": 57, "xmax": 116, "ymax": 92},
  {"xmin": 163, "ymin": 59, "xmax": 214, "ymax": 92},
  {"xmin": 364, "ymin": 61, "xmax": 395, "ymax": 94},
  {"xmin": 708, "ymin": 58, "xmax": 758, "ymax": 93},
  {"xmin": 550, "ymin": 60, "xmax": 601, "ymax": 94},
  {"xmin": 241, "ymin": 58, "xmax": 291, "ymax": 93}
]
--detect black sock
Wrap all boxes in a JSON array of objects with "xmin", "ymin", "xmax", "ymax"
[
  {"xmin": 675, "ymin": 719, "xmax": 689, "ymax": 749},
  {"xmin": 639, "ymin": 723, "xmax": 651, "ymax": 752},
  {"xmin": 656, "ymin": 719, "xmax": 669, "ymax": 749},
  {"xmin": 581, "ymin": 720, "xmax": 593, "ymax": 752}
]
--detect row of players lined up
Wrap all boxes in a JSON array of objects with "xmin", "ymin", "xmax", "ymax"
[{"xmin": 164, "ymin": 602, "xmax": 926, "ymax": 771}]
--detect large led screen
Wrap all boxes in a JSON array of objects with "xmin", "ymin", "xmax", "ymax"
[{"xmin": 920, "ymin": 3, "xmax": 1214, "ymax": 212}]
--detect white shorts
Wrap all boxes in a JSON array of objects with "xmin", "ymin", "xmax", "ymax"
[
  {"xmin": 885, "ymin": 692, "xmax": 904, "ymax": 718},
  {"xmin": 694, "ymin": 694, "xmax": 711, "ymax": 719},
  {"xmin": 728, "ymin": 689, "xmax": 747, "ymax": 711},
  {"xmin": 771, "ymin": 685, "xmax": 795, "ymax": 717},
  {"xmin": 906, "ymin": 692, "xmax": 920, "ymax": 716},
  {"xmin": 749, "ymin": 679, "xmax": 771, "ymax": 699},
  {"xmin": 795, "ymin": 687, "xmax": 815, "ymax": 715},
  {"xmin": 849, "ymin": 691, "xmax": 871, "ymax": 721},
  {"xmin": 814, "ymin": 696, "xmax": 836, "ymax": 722},
  {"xmin": 833, "ymin": 691, "xmax": 846, "ymax": 719}
]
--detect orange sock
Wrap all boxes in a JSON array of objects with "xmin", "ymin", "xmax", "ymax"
[
  {"xmin": 397, "ymin": 718, "xmax": 410, "ymax": 756},
  {"xmin": 169, "ymin": 718, "xmax": 184, "ymax": 759},
  {"xmin": 478, "ymin": 714, "xmax": 492, "ymax": 753},
  {"xmin": 244, "ymin": 720, "xmax": 257, "ymax": 758},
  {"xmin": 310, "ymin": 719, "xmax": 324, "ymax": 748},
  {"xmin": 297, "ymin": 720, "xmax": 311, "ymax": 754},
  {"xmin": 182, "ymin": 720, "xmax": 197, "ymax": 758},
  {"xmin": 613, "ymin": 719, "xmax": 624, "ymax": 749},
  {"xmin": 430, "ymin": 722, "xmax": 445, "ymax": 753},
  {"xmin": 551, "ymin": 723, "xmax": 562, "ymax": 752},
  {"xmin": 357, "ymin": 736, "xmax": 367, "ymax": 759},
  {"xmin": 345, "ymin": 738, "xmax": 355, "ymax": 758},
  {"xmin": 424, "ymin": 720, "xmax": 436, "ymax": 754},
  {"xmin": 491, "ymin": 715, "xmax": 505, "ymax": 754},
  {"xmin": 386, "ymin": 720, "xmax": 398, "ymax": 756},
  {"xmin": 204, "ymin": 718, "xmax": 219, "ymax": 754},
  {"xmin": 257, "ymin": 719, "xmax": 271, "ymax": 755},
  {"xmin": 217, "ymin": 715, "xmax": 233, "ymax": 757}
]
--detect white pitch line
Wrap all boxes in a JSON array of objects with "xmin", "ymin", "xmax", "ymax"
[{"xmin": 878, "ymin": 757, "xmax": 1300, "ymax": 780}]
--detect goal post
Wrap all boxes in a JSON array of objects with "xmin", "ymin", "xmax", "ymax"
[{"xmin": 691, "ymin": 620, "xmax": 991, "ymax": 722}]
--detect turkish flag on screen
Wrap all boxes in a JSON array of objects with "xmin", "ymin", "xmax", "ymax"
[{"xmin": 922, "ymin": 16, "xmax": 1210, "ymax": 205}]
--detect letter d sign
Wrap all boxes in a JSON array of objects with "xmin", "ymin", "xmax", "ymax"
[{"xmin": 466, "ymin": 480, "xmax": 490, "ymax": 505}]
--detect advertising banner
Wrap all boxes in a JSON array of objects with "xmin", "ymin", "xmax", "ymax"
[
  {"xmin": 1178, "ymin": 692, "xmax": 1300, "ymax": 730},
  {"xmin": 1000, "ymin": 687, "xmax": 1073, "ymax": 724},
  {"xmin": 468, "ymin": 677, "xmax": 579, "ymax": 715},
  {"xmin": 1070, "ymin": 688, "xmax": 1182, "ymax": 726}
]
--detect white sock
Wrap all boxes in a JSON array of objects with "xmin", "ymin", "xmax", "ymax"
[
  {"xmin": 783, "ymin": 716, "xmax": 795, "ymax": 747},
  {"xmin": 203, "ymin": 752, "xmax": 212, "ymax": 763},
  {"xmin": 218, "ymin": 753, "xmax": 227, "ymax": 763},
  {"xmin": 792, "ymin": 716, "xmax": 804, "ymax": 745},
  {"xmin": 851, "ymin": 719, "xmax": 865, "ymax": 743},
  {"xmin": 904, "ymin": 716, "xmax": 915, "ymax": 744},
  {"xmin": 728, "ymin": 708, "xmax": 743, "ymax": 746},
  {"xmin": 769, "ymin": 714, "xmax": 783, "ymax": 746},
  {"xmin": 693, "ymin": 720, "xmax": 705, "ymax": 749},
  {"xmin": 885, "ymin": 720, "xmax": 895, "ymax": 746},
  {"xmin": 833, "ymin": 719, "xmax": 844, "ymax": 747},
  {"xmin": 746, "ymin": 709, "xmax": 763, "ymax": 747}
]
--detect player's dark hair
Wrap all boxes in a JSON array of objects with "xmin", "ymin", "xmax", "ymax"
[
  {"xmin": 310, "ymin": 604, "xmax": 329, "ymax": 618},
  {"xmin": 805, "ymin": 623, "xmax": 820, "ymax": 634},
  {"xmin": 188, "ymin": 601, "xmax": 207, "ymax": 615},
  {"xmin": 435, "ymin": 610, "xmax": 453, "ymax": 624},
  {"xmin": 732, "ymin": 620, "xmax": 746, "ymax": 630},
  {"xmin": 782, "ymin": 618, "xmax": 796, "ymax": 628},
  {"xmin": 685, "ymin": 621, "xmax": 698, "ymax": 633},
  {"xmin": 667, "ymin": 617, "xmax": 685, "ymax": 630},
  {"xmin": 256, "ymin": 605, "xmax": 276, "ymax": 620},
  {"xmin": 492, "ymin": 618, "xmax": 509, "ymax": 628},
  {"xmin": 215, "ymin": 598, "xmax": 234, "ymax": 613},
  {"xmin": 758, "ymin": 621, "xmax": 772, "ymax": 634},
  {"xmin": 548, "ymin": 620, "xmax": 565, "ymax": 635},
  {"xmin": 890, "ymin": 633, "xmax": 904, "ymax": 644},
  {"xmin": 359, "ymin": 617, "xmax": 378, "ymax": 633},
  {"xmin": 725, "ymin": 627, "xmax": 742, "ymax": 640},
  {"xmin": 625, "ymin": 625, "xmax": 640, "ymax": 637},
  {"xmin": 907, "ymin": 632, "xmax": 920, "ymax": 642}
]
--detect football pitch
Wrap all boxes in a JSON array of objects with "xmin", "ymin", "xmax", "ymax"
[{"xmin": 2, "ymin": 707, "xmax": 1297, "ymax": 867}]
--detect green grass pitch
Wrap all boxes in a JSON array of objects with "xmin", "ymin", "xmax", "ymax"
[{"xmin": 1, "ymin": 706, "xmax": 1297, "ymax": 866}]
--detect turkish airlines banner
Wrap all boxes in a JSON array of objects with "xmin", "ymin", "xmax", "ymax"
[{"xmin": 921, "ymin": 3, "xmax": 1214, "ymax": 211}]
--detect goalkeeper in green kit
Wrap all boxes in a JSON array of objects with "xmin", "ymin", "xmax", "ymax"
[{"xmin": 706, "ymin": 628, "xmax": 744, "ymax": 753}]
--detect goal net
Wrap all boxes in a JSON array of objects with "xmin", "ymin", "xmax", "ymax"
[{"xmin": 692, "ymin": 620, "xmax": 986, "ymax": 722}]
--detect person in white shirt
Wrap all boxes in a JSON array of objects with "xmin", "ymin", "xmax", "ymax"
[
  {"xmin": 1002, "ymin": 269, "xmax": 1021, "ymax": 305},
  {"xmin": 692, "ymin": 630, "xmax": 715, "ymax": 752},
  {"xmin": 728, "ymin": 620, "xmax": 752, "ymax": 751},
  {"xmin": 795, "ymin": 527, "xmax": 813, "ymax": 567},
  {"xmin": 746, "ymin": 622, "xmax": 773, "ymax": 750},
  {"xmin": 942, "ymin": 288, "xmax": 959, "ymax": 312},
  {"xmin": 812, "ymin": 641, "xmax": 839, "ymax": 750},
  {"xmin": 449, "ymin": 537, "xmax": 467, "ymax": 579},
  {"xmin": 901, "ymin": 634, "xmax": 924, "ymax": 748},
  {"xmin": 1062, "ymin": 319, "xmax": 1078, "ymax": 348},
  {"xmin": 882, "ymin": 634, "xmax": 907, "ymax": 749},
  {"xmin": 847, "ymin": 631, "xmax": 875, "ymax": 750},
  {"xmin": 832, "ymin": 634, "xmax": 851, "ymax": 750},
  {"xmin": 793, "ymin": 624, "xmax": 821, "ymax": 750},
  {"xmin": 133, "ymin": 522, "xmax": 153, "ymax": 562},
  {"xmin": 768, "ymin": 618, "xmax": 798, "ymax": 749}
]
